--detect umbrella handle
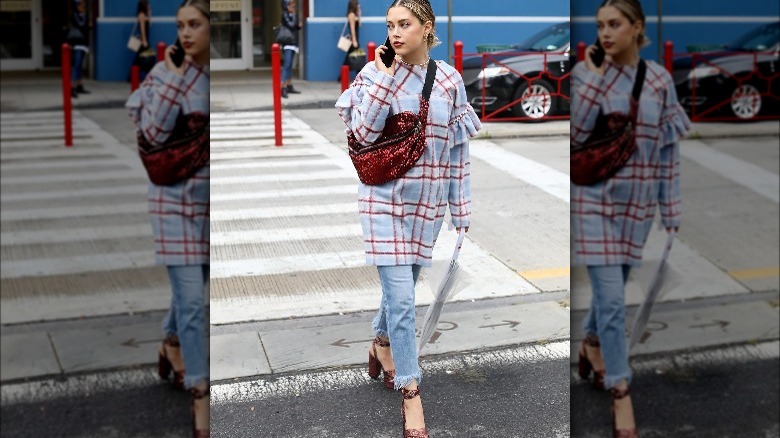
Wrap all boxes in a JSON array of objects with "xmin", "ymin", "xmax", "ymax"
[{"xmin": 452, "ymin": 229, "xmax": 466, "ymax": 262}]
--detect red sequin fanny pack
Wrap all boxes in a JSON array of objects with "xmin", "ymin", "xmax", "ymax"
[
  {"xmin": 347, "ymin": 60, "xmax": 437, "ymax": 186},
  {"xmin": 137, "ymin": 113, "xmax": 209, "ymax": 186},
  {"xmin": 570, "ymin": 59, "xmax": 646, "ymax": 186}
]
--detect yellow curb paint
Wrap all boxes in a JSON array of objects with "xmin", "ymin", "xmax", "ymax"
[
  {"xmin": 519, "ymin": 267, "xmax": 570, "ymax": 279},
  {"xmin": 728, "ymin": 266, "xmax": 780, "ymax": 280}
]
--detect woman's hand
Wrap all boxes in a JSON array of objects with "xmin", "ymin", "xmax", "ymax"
[
  {"xmin": 584, "ymin": 44, "xmax": 605, "ymax": 76},
  {"xmin": 165, "ymin": 44, "xmax": 185, "ymax": 77},
  {"xmin": 352, "ymin": 39, "xmax": 358, "ymax": 48},
  {"xmin": 375, "ymin": 44, "xmax": 395, "ymax": 76},
  {"xmin": 456, "ymin": 227, "xmax": 469, "ymax": 234},
  {"xmin": 666, "ymin": 226, "xmax": 679, "ymax": 234}
]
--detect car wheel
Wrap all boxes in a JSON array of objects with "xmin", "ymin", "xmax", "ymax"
[
  {"xmin": 512, "ymin": 79, "xmax": 556, "ymax": 120},
  {"xmin": 730, "ymin": 83, "xmax": 762, "ymax": 120}
]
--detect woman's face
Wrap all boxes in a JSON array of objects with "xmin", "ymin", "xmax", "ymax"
[
  {"xmin": 288, "ymin": 1, "xmax": 296, "ymax": 12},
  {"xmin": 596, "ymin": 6, "xmax": 641, "ymax": 58},
  {"xmin": 177, "ymin": 6, "xmax": 209, "ymax": 59},
  {"xmin": 386, "ymin": 6, "xmax": 430, "ymax": 57}
]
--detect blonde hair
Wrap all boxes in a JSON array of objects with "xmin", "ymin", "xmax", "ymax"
[
  {"xmin": 178, "ymin": 0, "xmax": 209, "ymax": 19},
  {"xmin": 387, "ymin": 0, "xmax": 440, "ymax": 49},
  {"xmin": 599, "ymin": 0, "xmax": 650, "ymax": 48}
]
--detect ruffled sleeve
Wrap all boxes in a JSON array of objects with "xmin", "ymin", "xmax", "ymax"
[
  {"xmin": 656, "ymin": 70, "xmax": 689, "ymax": 228},
  {"xmin": 447, "ymin": 68, "xmax": 480, "ymax": 228},
  {"xmin": 449, "ymin": 70, "xmax": 481, "ymax": 147},
  {"xmin": 126, "ymin": 61, "xmax": 185, "ymax": 146},
  {"xmin": 335, "ymin": 63, "xmax": 396, "ymax": 146}
]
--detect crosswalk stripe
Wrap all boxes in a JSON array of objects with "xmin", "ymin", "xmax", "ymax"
[
  {"xmin": 213, "ymin": 224, "xmax": 362, "ymax": 246},
  {"xmin": 1, "ymin": 203, "xmax": 148, "ymax": 221},
  {"xmin": 212, "ymin": 250, "xmax": 366, "ymax": 278},
  {"xmin": 470, "ymin": 139, "xmax": 570, "ymax": 204},
  {"xmin": 0, "ymin": 158, "xmax": 129, "ymax": 171},
  {"xmin": 1, "ymin": 170, "xmax": 142, "ymax": 185},
  {"xmin": 1, "ymin": 224, "xmax": 151, "ymax": 246},
  {"xmin": 1, "ymin": 149, "xmax": 108, "ymax": 161},
  {"xmin": 211, "ymin": 169, "xmax": 353, "ymax": 185},
  {"xmin": 681, "ymin": 140, "xmax": 779, "ymax": 203},
  {"xmin": 1, "ymin": 185, "xmax": 144, "ymax": 202},
  {"xmin": 1, "ymin": 251, "xmax": 156, "ymax": 279},
  {"xmin": 210, "ymin": 158, "xmax": 332, "ymax": 170},
  {"xmin": 211, "ymin": 202, "xmax": 357, "ymax": 221},
  {"xmin": 211, "ymin": 184, "xmax": 356, "ymax": 202},
  {"xmin": 210, "ymin": 148, "xmax": 325, "ymax": 160}
]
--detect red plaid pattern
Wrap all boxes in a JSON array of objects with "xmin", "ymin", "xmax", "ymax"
[
  {"xmin": 337, "ymin": 61, "xmax": 481, "ymax": 266},
  {"xmin": 127, "ymin": 61, "xmax": 210, "ymax": 266},
  {"xmin": 571, "ymin": 60, "xmax": 690, "ymax": 266}
]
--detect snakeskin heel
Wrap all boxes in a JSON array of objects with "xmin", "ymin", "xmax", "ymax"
[
  {"xmin": 578, "ymin": 335, "xmax": 605, "ymax": 390},
  {"xmin": 401, "ymin": 388, "xmax": 428, "ymax": 438},
  {"xmin": 368, "ymin": 336, "xmax": 395, "ymax": 390},
  {"xmin": 611, "ymin": 386, "xmax": 638, "ymax": 438},
  {"xmin": 158, "ymin": 335, "xmax": 185, "ymax": 390}
]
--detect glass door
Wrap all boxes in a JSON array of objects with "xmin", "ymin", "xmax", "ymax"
[
  {"xmin": 211, "ymin": 0, "xmax": 251, "ymax": 70},
  {"xmin": 0, "ymin": 0, "xmax": 42, "ymax": 70}
]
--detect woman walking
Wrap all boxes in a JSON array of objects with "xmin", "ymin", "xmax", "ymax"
[
  {"xmin": 132, "ymin": 0, "xmax": 154, "ymax": 81},
  {"xmin": 341, "ymin": 0, "xmax": 362, "ymax": 71},
  {"xmin": 67, "ymin": 0, "xmax": 90, "ymax": 98},
  {"xmin": 280, "ymin": 0, "xmax": 303, "ymax": 98},
  {"xmin": 126, "ymin": 1, "xmax": 211, "ymax": 436},
  {"xmin": 336, "ymin": 1, "xmax": 480, "ymax": 435},
  {"xmin": 571, "ymin": 1, "xmax": 689, "ymax": 437}
]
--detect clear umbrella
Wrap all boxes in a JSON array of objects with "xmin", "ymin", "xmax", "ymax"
[
  {"xmin": 628, "ymin": 230, "xmax": 676, "ymax": 351},
  {"xmin": 417, "ymin": 229, "xmax": 466, "ymax": 355}
]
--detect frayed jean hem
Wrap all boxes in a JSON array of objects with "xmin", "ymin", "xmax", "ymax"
[
  {"xmin": 604, "ymin": 372, "xmax": 632, "ymax": 390},
  {"xmin": 393, "ymin": 372, "xmax": 422, "ymax": 391},
  {"xmin": 184, "ymin": 375, "xmax": 209, "ymax": 391}
]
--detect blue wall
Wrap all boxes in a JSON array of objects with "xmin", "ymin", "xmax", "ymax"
[
  {"xmin": 95, "ymin": 0, "xmax": 178, "ymax": 81},
  {"xmin": 572, "ymin": 0, "xmax": 780, "ymax": 61},
  {"xmin": 305, "ymin": 0, "xmax": 569, "ymax": 81}
]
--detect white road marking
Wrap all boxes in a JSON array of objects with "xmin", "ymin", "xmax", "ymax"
[
  {"xmin": 211, "ymin": 202, "xmax": 357, "ymax": 221},
  {"xmin": 1, "ymin": 251, "xmax": 156, "ymax": 279},
  {"xmin": 1, "ymin": 224, "xmax": 151, "ymax": 246},
  {"xmin": 211, "ymin": 169, "xmax": 353, "ymax": 185},
  {"xmin": 0, "ymin": 203, "xmax": 148, "ymax": 221},
  {"xmin": 681, "ymin": 139, "xmax": 779, "ymax": 203},
  {"xmin": 211, "ymin": 184, "xmax": 357, "ymax": 202},
  {"xmin": 470, "ymin": 139, "xmax": 570, "ymax": 203}
]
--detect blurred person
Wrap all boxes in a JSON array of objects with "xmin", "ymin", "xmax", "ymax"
[
  {"xmin": 280, "ymin": 0, "xmax": 303, "ymax": 98},
  {"xmin": 341, "ymin": 0, "xmax": 362, "ymax": 72},
  {"xmin": 126, "ymin": 1, "xmax": 211, "ymax": 436},
  {"xmin": 336, "ymin": 1, "xmax": 481, "ymax": 436},
  {"xmin": 570, "ymin": 0, "xmax": 690, "ymax": 437},
  {"xmin": 132, "ymin": 0, "xmax": 155, "ymax": 82},
  {"xmin": 67, "ymin": 0, "xmax": 91, "ymax": 98}
]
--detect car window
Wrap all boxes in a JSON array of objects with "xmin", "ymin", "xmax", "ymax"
[
  {"xmin": 513, "ymin": 24, "xmax": 570, "ymax": 52},
  {"xmin": 727, "ymin": 22, "xmax": 780, "ymax": 51}
]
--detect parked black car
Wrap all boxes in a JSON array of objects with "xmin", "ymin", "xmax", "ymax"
[
  {"xmin": 673, "ymin": 21, "xmax": 779, "ymax": 120},
  {"xmin": 463, "ymin": 22, "xmax": 571, "ymax": 120}
]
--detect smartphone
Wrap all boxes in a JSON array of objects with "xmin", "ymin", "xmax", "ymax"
[
  {"xmin": 380, "ymin": 37, "xmax": 396, "ymax": 68},
  {"xmin": 171, "ymin": 38, "xmax": 185, "ymax": 67},
  {"xmin": 591, "ymin": 38, "xmax": 605, "ymax": 67}
]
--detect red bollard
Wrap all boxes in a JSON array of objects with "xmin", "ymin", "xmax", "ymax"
[
  {"xmin": 664, "ymin": 41, "xmax": 674, "ymax": 73},
  {"xmin": 367, "ymin": 41, "xmax": 376, "ymax": 62},
  {"xmin": 271, "ymin": 43, "xmax": 283, "ymax": 147},
  {"xmin": 577, "ymin": 41, "xmax": 587, "ymax": 62},
  {"xmin": 157, "ymin": 41, "xmax": 166, "ymax": 62},
  {"xmin": 341, "ymin": 65, "xmax": 350, "ymax": 92},
  {"xmin": 61, "ymin": 43, "xmax": 73, "ymax": 147},
  {"xmin": 130, "ymin": 65, "xmax": 140, "ymax": 91},
  {"xmin": 454, "ymin": 41, "xmax": 463, "ymax": 74}
]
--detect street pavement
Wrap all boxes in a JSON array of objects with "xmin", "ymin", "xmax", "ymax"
[{"xmin": 1, "ymin": 68, "xmax": 778, "ymax": 437}]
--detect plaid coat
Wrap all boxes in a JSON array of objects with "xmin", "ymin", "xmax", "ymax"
[
  {"xmin": 336, "ymin": 60, "xmax": 481, "ymax": 267},
  {"xmin": 571, "ymin": 60, "xmax": 690, "ymax": 266},
  {"xmin": 127, "ymin": 61, "xmax": 210, "ymax": 266}
]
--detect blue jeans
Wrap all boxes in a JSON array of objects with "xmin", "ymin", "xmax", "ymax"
[
  {"xmin": 162, "ymin": 264, "xmax": 209, "ymax": 389},
  {"xmin": 582, "ymin": 264, "xmax": 632, "ymax": 389},
  {"xmin": 373, "ymin": 265, "xmax": 423, "ymax": 390},
  {"xmin": 71, "ymin": 49, "xmax": 85, "ymax": 83},
  {"xmin": 282, "ymin": 48, "xmax": 295, "ymax": 83}
]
